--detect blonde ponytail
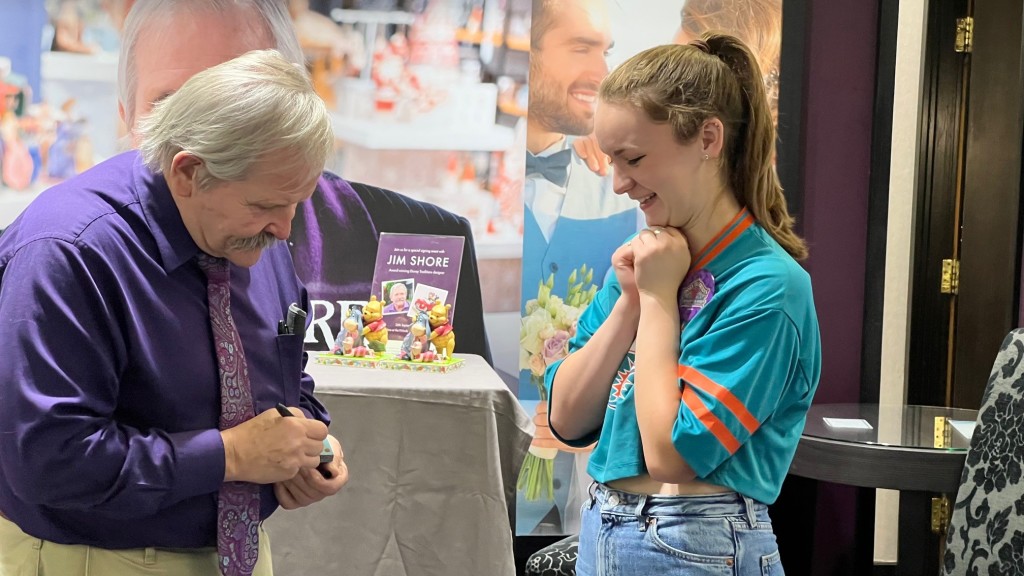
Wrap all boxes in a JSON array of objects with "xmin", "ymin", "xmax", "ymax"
[
  {"xmin": 705, "ymin": 33, "xmax": 806, "ymax": 260},
  {"xmin": 600, "ymin": 34, "xmax": 808, "ymax": 260}
]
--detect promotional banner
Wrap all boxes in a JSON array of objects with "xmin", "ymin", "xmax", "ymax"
[{"xmin": 515, "ymin": 0, "xmax": 784, "ymax": 536}]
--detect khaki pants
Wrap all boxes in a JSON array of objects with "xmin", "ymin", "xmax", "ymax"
[{"xmin": 0, "ymin": 514, "xmax": 273, "ymax": 576}]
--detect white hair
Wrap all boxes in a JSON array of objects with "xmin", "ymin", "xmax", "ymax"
[
  {"xmin": 118, "ymin": 0, "xmax": 304, "ymax": 127},
  {"xmin": 137, "ymin": 49, "xmax": 332, "ymax": 191}
]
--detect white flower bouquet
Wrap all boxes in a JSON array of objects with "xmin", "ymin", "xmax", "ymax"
[{"xmin": 517, "ymin": 265, "xmax": 597, "ymax": 501}]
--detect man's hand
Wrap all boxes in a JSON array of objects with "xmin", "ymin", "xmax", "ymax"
[
  {"xmin": 274, "ymin": 434, "xmax": 349, "ymax": 509},
  {"xmin": 220, "ymin": 407, "xmax": 328, "ymax": 484},
  {"xmin": 573, "ymin": 133, "xmax": 611, "ymax": 176}
]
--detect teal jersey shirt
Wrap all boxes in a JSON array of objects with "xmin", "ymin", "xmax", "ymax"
[{"xmin": 545, "ymin": 210, "xmax": 821, "ymax": 505}]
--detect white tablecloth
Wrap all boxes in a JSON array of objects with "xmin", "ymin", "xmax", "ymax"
[{"xmin": 265, "ymin": 353, "xmax": 534, "ymax": 576}]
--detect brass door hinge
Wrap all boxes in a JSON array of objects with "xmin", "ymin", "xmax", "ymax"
[
  {"xmin": 955, "ymin": 17, "xmax": 974, "ymax": 53},
  {"xmin": 941, "ymin": 259, "xmax": 960, "ymax": 294},
  {"xmin": 934, "ymin": 416, "xmax": 952, "ymax": 448},
  {"xmin": 932, "ymin": 495, "xmax": 951, "ymax": 535}
]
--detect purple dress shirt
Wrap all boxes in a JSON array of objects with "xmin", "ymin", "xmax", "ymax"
[{"xmin": 0, "ymin": 151, "xmax": 329, "ymax": 549}]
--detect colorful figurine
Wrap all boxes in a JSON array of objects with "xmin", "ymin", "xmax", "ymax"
[
  {"xmin": 361, "ymin": 295, "xmax": 388, "ymax": 353},
  {"xmin": 400, "ymin": 311, "xmax": 434, "ymax": 361},
  {"xmin": 332, "ymin": 305, "xmax": 369, "ymax": 356},
  {"xmin": 428, "ymin": 302, "xmax": 455, "ymax": 359},
  {"xmin": 0, "ymin": 111, "xmax": 32, "ymax": 190}
]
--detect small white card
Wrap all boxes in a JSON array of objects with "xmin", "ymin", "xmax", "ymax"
[
  {"xmin": 822, "ymin": 417, "xmax": 874, "ymax": 430},
  {"xmin": 949, "ymin": 419, "xmax": 977, "ymax": 441}
]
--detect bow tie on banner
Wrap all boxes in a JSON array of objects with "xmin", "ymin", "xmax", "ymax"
[{"xmin": 526, "ymin": 149, "xmax": 572, "ymax": 187}]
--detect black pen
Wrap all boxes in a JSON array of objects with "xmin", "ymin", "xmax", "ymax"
[{"xmin": 275, "ymin": 403, "xmax": 334, "ymax": 479}]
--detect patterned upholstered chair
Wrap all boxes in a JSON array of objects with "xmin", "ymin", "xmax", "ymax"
[
  {"xmin": 524, "ymin": 535, "xmax": 579, "ymax": 576},
  {"xmin": 944, "ymin": 328, "xmax": 1024, "ymax": 575}
]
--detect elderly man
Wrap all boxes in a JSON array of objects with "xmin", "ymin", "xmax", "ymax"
[
  {"xmin": 0, "ymin": 50, "xmax": 347, "ymax": 576},
  {"xmin": 382, "ymin": 281, "xmax": 409, "ymax": 314},
  {"xmin": 116, "ymin": 0, "xmax": 492, "ymax": 362}
]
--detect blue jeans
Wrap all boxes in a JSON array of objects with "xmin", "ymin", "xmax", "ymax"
[{"xmin": 576, "ymin": 483, "xmax": 784, "ymax": 575}]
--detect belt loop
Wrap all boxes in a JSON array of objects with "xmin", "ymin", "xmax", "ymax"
[
  {"xmin": 743, "ymin": 495, "xmax": 758, "ymax": 528},
  {"xmin": 144, "ymin": 547, "xmax": 157, "ymax": 565},
  {"xmin": 634, "ymin": 494, "xmax": 648, "ymax": 531},
  {"xmin": 586, "ymin": 481, "xmax": 598, "ymax": 509}
]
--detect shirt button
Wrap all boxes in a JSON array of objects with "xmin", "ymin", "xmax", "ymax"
[
  {"xmin": 607, "ymin": 494, "xmax": 620, "ymax": 506},
  {"xmin": 549, "ymin": 262, "xmax": 559, "ymax": 273}
]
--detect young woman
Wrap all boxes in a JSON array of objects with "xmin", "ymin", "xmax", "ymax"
[{"xmin": 544, "ymin": 34, "xmax": 820, "ymax": 575}]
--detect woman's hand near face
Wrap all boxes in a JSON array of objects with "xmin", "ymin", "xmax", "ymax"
[
  {"xmin": 611, "ymin": 242, "xmax": 640, "ymax": 308},
  {"xmin": 631, "ymin": 227, "xmax": 691, "ymax": 302}
]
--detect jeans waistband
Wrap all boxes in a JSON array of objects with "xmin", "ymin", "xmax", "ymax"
[{"xmin": 587, "ymin": 482, "xmax": 770, "ymax": 528}]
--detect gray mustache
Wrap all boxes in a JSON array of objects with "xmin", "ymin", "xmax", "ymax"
[{"xmin": 229, "ymin": 233, "xmax": 279, "ymax": 252}]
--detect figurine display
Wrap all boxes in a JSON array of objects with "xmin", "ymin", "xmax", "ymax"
[
  {"xmin": 428, "ymin": 302, "xmax": 455, "ymax": 359},
  {"xmin": 332, "ymin": 305, "xmax": 370, "ymax": 357},
  {"xmin": 361, "ymin": 295, "xmax": 388, "ymax": 353},
  {"xmin": 318, "ymin": 291, "xmax": 462, "ymax": 373},
  {"xmin": 1, "ymin": 112, "xmax": 32, "ymax": 191},
  {"xmin": 371, "ymin": 33, "xmax": 422, "ymax": 114},
  {"xmin": 400, "ymin": 311, "xmax": 434, "ymax": 362}
]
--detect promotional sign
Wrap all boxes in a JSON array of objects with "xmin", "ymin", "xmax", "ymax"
[{"xmin": 369, "ymin": 233, "xmax": 464, "ymax": 353}]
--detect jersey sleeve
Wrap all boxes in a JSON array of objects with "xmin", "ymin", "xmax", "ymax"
[
  {"xmin": 542, "ymin": 273, "xmax": 621, "ymax": 447},
  {"xmin": 672, "ymin": 307, "xmax": 801, "ymax": 477}
]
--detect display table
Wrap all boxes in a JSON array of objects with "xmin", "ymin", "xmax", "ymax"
[
  {"xmin": 789, "ymin": 403, "xmax": 977, "ymax": 576},
  {"xmin": 264, "ymin": 353, "xmax": 534, "ymax": 576}
]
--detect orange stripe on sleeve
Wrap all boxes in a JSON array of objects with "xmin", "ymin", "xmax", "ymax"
[
  {"xmin": 691, "ymin": 213, "xmax": 755, "ymax": 272},
  {"xmin": 681, "ymin": 386, "xmax": 741, "ymax": 454},
  {"xmin": 678, "ymin": 365, "xmax": 760, "ymax": 434}
]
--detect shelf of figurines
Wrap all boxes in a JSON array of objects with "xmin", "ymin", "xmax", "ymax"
[
  {"xmin": 315, "ymin": 350, "xmax": 465, "ymax": 374},
  {"xmin": 454, "ymin": 29, "xmax": 530, "ymax": 52},
  {"xmin": 330, "ymin": 113, "xmax": 514, "ymax": 152},
  {"xmin": 329, "ymin": 72, "xmax": 514, "ymax": 152}
]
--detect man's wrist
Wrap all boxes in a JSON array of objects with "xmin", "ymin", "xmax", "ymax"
[{"xmin": 220, "ymin": 430, "xmax": 239, "ymax": 482}]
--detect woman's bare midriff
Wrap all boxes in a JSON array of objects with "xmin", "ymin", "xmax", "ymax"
[{"xmin": 607, "ymin": 473, "xmax": 732, "ymax": 496}]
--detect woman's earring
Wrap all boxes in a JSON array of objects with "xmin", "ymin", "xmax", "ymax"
[{"xmin": 702, "ymin": 154, "xmax": 710, "ymax": 161}]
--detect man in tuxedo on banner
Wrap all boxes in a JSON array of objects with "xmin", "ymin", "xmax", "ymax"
[
  {"xmin": 520, "ymin": 0, "xmax": 638, "ymax": 399},
  {"xmin": 517, "ymin": 0, "xmax": 639, "ymax": 537}
]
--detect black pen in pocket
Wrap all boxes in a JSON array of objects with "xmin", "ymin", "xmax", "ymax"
[{"xmin": 275, "ymin": 403, "xmax": 334, "ymax": 479}]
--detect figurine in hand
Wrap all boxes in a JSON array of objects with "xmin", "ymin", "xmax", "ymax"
[
  {"xmin": 428, "ymin": 302, "xmax": 455, "ymax": 359},
  {"xmin": 400, "ymin": 311, "xmax": 434, "ymax": 361},
  {"xmin": 361, "ymin": 295, "xmax": 388, "ymax": 353},
  {"xmin": 332, "ymin": 305, "xmax": 369, "ymax": 356}
]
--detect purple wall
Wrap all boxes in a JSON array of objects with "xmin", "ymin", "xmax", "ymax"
[
  {"xmin": 803, "ymin": 0, "xmax": 876, "ymax": 405},
  {"xmin": 801, "ymin": 0, "xmax": 879, "ymax": 573}
]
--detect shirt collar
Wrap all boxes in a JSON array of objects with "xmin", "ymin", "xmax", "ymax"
[
  {"xmin": 536, "ymin": 136, "xmax": 569, "ymax": 157},
  {"xmin": 133, "ymin": 152, "xmax": 200, "ymax": 273},
  {"xmin": 690, "ymin": 208, "xmax": 756, "ymax": 272}
]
